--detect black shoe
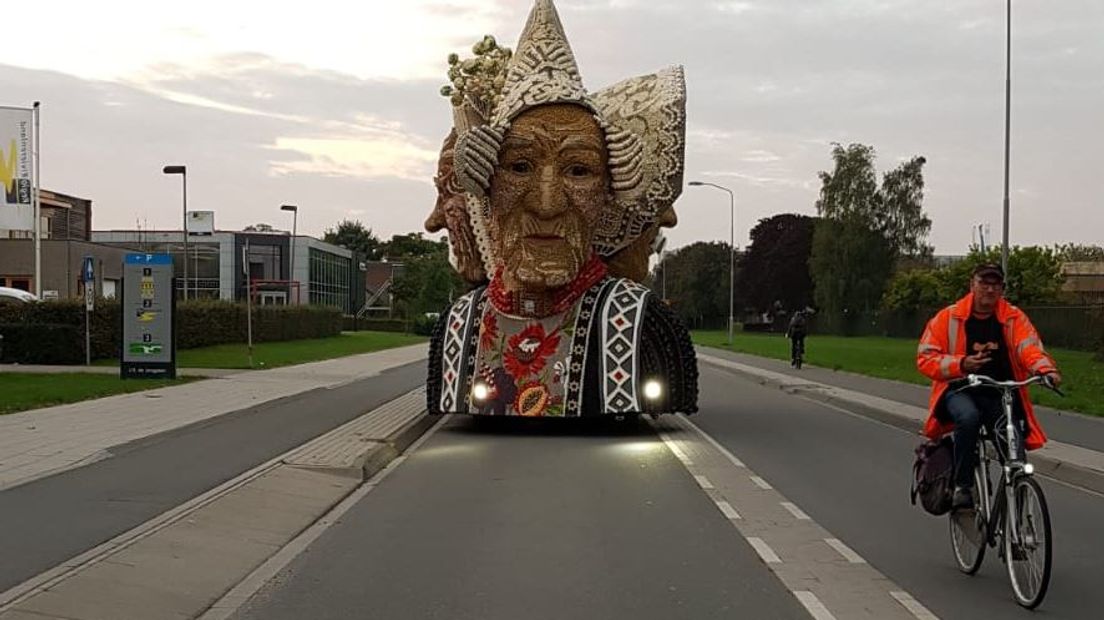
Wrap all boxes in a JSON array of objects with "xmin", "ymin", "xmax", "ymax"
[{"xmin": 952, "ymin": 486, "xmax": 975, "ymax": 511}]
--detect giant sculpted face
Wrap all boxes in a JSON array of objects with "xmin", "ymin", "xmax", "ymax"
[
  {"xmin": 425, "ymin": 130, "xmax": 487, "ymax": 283},
  {"xmin": 489, "ymin": 103, "xmax": 609, "ymax": 292}
]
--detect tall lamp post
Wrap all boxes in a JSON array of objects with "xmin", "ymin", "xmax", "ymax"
[
  {"xmin": 1000, "ymin": 0, "xmax": 1012, "ymax": 274},
  {"xmin": 688, "ymin": 180, "xmax": 735, "ymax": 345},
  {"xmin": 162, "ymin": 165, "xmax": 187, "ymax": 300},
  {"xmin": 280, "ymin": 204, "xmax": 298, "ymax": 304}
]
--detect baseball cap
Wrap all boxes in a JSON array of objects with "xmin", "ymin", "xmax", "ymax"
[{"xmin": 972, "ymin": 263, "xmax": 1004, "ymax": 281}]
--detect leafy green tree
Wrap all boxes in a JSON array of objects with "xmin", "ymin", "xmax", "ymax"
[
  {"xmin": 381, "ymin": 233, "xmax": 447, "ymax": 260},
  {"xmin": 323, "ymin": 220, "xmax": 383, "ymax": 260},
  {"xmin": 654, "ymin": 241, "xmax": 735, "ymax": 329},
  {"xmin": 737, "ymin": 214, "xmax": 817, "ymax": 313},
  {"xmin": 391, "ymin": 252, "xmax": 466, "ymax": 317},
  {"xmin": 810, "ymin": 143, "xmax": 931, "ymax": 323},
  {"xmin": 884, "ymin": 245, "xmax": 1064, "ymax": 313}
]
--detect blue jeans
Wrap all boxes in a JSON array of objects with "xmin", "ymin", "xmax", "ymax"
[{"xmin": 942, "ymin": 391, "xmax": 1023, "ymax": 488}]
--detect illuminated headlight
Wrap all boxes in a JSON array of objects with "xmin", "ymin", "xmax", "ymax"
[
  {"xmin": 1023, "ymin": 463, "xmax": 1035, "ymax": 475},
  {"xmin": 472, "ymin": 382, "xmax": 490, "ymax": 402},
  {"xmin": 643, "ymin": 380, "xmax": 663, "ymax": 400}
]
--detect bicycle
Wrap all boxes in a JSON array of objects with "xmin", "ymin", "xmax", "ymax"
[
  {"xmin": 948, "ymin": 373, "xmax": 1062, "ymax": 609},
  {"xmin": 789, "ymin": 334, "xmax": 805, "ymax": 369}
]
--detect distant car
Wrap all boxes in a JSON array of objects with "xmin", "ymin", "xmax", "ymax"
[{"xmin": 0, "ymin": 287, "xmax": 37, "ymax": 304}]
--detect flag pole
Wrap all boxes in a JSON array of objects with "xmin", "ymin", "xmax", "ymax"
[{"xmin": 32, "ymin": 101, "xmax": 41, "ymax": 297}]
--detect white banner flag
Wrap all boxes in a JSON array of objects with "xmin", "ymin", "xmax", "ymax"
[{"xmin": 0, "ymin": 106, "xmax": 34, "ymax": 231}]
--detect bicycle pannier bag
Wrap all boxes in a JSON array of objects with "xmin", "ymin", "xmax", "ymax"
[{"xmin": 910, "ymin": 434, "xmax": 954, "ymax": 516}]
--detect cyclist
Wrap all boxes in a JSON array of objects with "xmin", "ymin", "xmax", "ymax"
[
  {"xmin": 786, "ymin": 309, "xmax": 808, "ymax": 368},
  {"xmin": 916, "ymin": 264, "xmax": 1061, "ymax": 511}
]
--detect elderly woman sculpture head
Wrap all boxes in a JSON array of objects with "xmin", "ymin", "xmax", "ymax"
[{"xmin": 438, "ymin": 0, "xmax": 686, "ymax": 311}]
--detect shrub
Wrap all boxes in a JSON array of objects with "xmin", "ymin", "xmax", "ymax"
[
  {"xmin": 0, "ymin": 300, "xmax": 343, "ymax": 362},
  {"xmin": 0, "ymin": 323, "xmax": 84, "ymax": 364}
]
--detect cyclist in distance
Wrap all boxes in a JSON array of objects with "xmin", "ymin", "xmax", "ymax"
[
  {"xmin": 916, "ymin": 264, "xmax": 1061, "ymax": 511},
  {"xmin": 786, "ymin": 308, "xmax": 808, "ymax": 368}
]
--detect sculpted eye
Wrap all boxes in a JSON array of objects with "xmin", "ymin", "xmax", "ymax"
[
  {"xmin": 566, "ymin": 164, "xmax": 591, "ymax": 178},
  {"xmin": 509, "ymin": 160, "xmax": 533, "ymax": 174}
]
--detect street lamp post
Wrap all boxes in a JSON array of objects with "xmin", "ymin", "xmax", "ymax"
[
  {"xmin": 281, "ymin": 204, "xmax": 298, "ymax": 304},
  {"xmin": 162, "ymin": 165, "xmax": 187, "ymax": 300},
  {"xmin": 688, "ymin": 181, "xmax": 735, "ymax": 346},
  {"xmin": 1001, "ymin": 0, "xmax": 1012, "ymax": 274}
]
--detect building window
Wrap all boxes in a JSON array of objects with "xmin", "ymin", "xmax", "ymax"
[{"xmin": 309, "ymin": 248, "xmax": 350, "ymax": 312}]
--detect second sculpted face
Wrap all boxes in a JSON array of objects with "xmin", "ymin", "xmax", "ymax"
[{"xmin": 489, "ymin": 104, "xmax": 610, "ymax": 292}]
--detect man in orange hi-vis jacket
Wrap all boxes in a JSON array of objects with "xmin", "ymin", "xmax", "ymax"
[{"xmin": 917, "ymin": 264, "xmax": 1061, "ymax": 510}]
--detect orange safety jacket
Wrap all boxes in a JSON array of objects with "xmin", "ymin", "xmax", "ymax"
[{"xmin": 916, "ymin": 292, "xmax": 1057, "ymax": 450}]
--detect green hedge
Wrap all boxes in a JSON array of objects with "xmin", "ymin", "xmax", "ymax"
[
  {"xmin": 343, "ymin": 317, "xmax": 410, "ymax": 333},
  {"xmin": 0, "ymin": 300, "xmax": 342, "ymax": 363},
  {"xmin": 0, "ymin": 323, "xmax": 85, "ymax": 364}
]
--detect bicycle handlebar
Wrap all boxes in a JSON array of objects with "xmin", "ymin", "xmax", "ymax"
[{"xmin": 960, "ymin": 373, "xmax": 1064, "ymax": 397}]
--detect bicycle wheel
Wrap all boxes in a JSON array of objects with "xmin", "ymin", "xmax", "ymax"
[
  {"xmin": 950, "ymin": 467, "xmax": 987, "ymax": 574},
  {"xmin": 1005, "ymin": 475, "xmax": 1052, "ymax": 609}
]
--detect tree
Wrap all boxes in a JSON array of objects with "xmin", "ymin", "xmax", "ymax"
[
  {"xmin": 323, "ymin": 220, "xmax": 383, "ymax": 260},
  {"xmin": 391, "ymin": 252, "xmax": 464, "ymax": 318},
  {"xmin": 883, "ymin": 245, "xmax": 1064, "ymax": 313},
  {"xmin": 737, "ymin": 214, "xmax": 817, "ymax": 313},
  {"xmin": 652, "ymin": 241, "xmax": 735, "ymax": 329},
  {"xmin": 381, "ymin": 233, "xmax": 447, "ymax": 261},
  {"xmin": 810, "ymin": 143, "xmax": 931, "ymax": 323},
  {"xmin": 1055, "ymin": 243, "xmax": 1104, "ymax": 263}
]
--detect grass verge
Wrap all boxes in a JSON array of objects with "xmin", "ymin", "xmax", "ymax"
[
  {"xmin": 693, "ymin": 330, "xmax": 1104, "ymax": 417},
  {"xmin": 1, "ymin": 374, "xmax": 199, "ymax": 415}
]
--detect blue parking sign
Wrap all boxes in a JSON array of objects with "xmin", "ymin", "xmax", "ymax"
[{"xmin": 82, "ymin": 256, "xmax": 95, "ymax": 283}]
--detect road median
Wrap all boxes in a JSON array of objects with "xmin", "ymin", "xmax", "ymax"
[{"xmin": 0, "ymin": 389, "xmax": 434, "ymax": 620}]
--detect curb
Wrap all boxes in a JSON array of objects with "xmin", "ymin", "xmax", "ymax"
[
  {"xmin": 0, "ymin": 392, "xmax": 436, "ymax": 620},
  {"xmin": 701, "ymin": 355, "xmax": 1104, "ymax": 497}
]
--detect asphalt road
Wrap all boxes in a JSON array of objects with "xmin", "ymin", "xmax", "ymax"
[
  {"xmin": 689, "ymin": 364, "xmax": 1104, "ymax": 619},
  {"xmin": 0, "ymin": 361, "xmax": 425, "ymax": 593},
  {"xmin": 232, "ymin": 416, "xmax": 808, "ymax": 620},
  {"xmin": 235, "ymin": 363, "xmax": 1104, "ymax": 619}
]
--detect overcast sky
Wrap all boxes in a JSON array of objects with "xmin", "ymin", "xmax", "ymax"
[{"xmin": 2, "ymin": 0, "xmax": 1100, "ymax": 254}]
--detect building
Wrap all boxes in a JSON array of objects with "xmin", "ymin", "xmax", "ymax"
[
  {"xmin": 0, "ymin": 190, "xmax": 127, "ymax": 299},
  {"xmin": 92, "ymin": 229, "xmax": 367, "ymax": 312},
  {"xmin": 1061, "ymin": 261, "xmax": 1104, "ymax": 303}
]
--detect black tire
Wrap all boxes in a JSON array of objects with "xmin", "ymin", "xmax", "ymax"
[
  {"xmin": 950, "ymin": 467, "xmax": 987, "ymax": 575},
  {"xmin": 1005, "ymin": 475, "xmax": 1052, "ymax": 609}
]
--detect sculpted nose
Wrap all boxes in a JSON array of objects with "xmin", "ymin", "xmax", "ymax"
[{"xmin": 531, "ymin": 164, "xmax": 568, "ymax": 219}]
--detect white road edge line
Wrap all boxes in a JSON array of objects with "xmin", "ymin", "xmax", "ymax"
[
  {"xmin": 890, "ymin": 591, "xmax": 941, "ymax": 620},
  {"xmin": 794, "ymin": 591, "xmax": 837, "ymax": 620},
  {"xmin": 824, "ymin": 538, "xmax": 866, "ymax": 564},
  {"xmin": 197, "ymin": 414, "xmax": 449, "ymax": 620},
  {"xmin": 677, "ymin": 414, "xmax": 746, "ymax": 467},
  {"xmin": 746, "ymin": 537, "xmax": 782, "ymax": 564},
  {"xmin": 750, "ymin": 475, "xmax": 773, "ymax": 490},
  {"xmin": 781, "ymin": 501, "xmax": 811, "ymax": 520},
  {"xmin": 694, "ymin": 475, "xmax": 715, "ymax": 490},
  {"xmin": 715, "ymin": 500, "xmax": 741, "ymax": 520}
]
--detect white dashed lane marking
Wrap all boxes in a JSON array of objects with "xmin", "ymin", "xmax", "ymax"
[
  {"xmin": 825, "ymin": 538, "xmax": 866, "ymax": 564},
  {"xmin": 781, "ymin": 501, "xmax": 811, "ymax": 520},
  {"xmin": 693, "ymin": 475, "xmax": 714, "ymax": 490},
  {"xmin": 747, "ymin": 537, "xmax": 782, "ymax": 564},
  {"xmin": 794, "ymin": 591, "xmax": 837, "ymax": 620},
  {"xmin": 715, "ymin": 500, "xmax": 741, "ymax": 520},
  {"xmin": 750, "ymin": 475, "xmax": 773, "ymax": 490},
  {"xmin": 890, "ymin": 591, "xmax": 941, "ymax": 620}
]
